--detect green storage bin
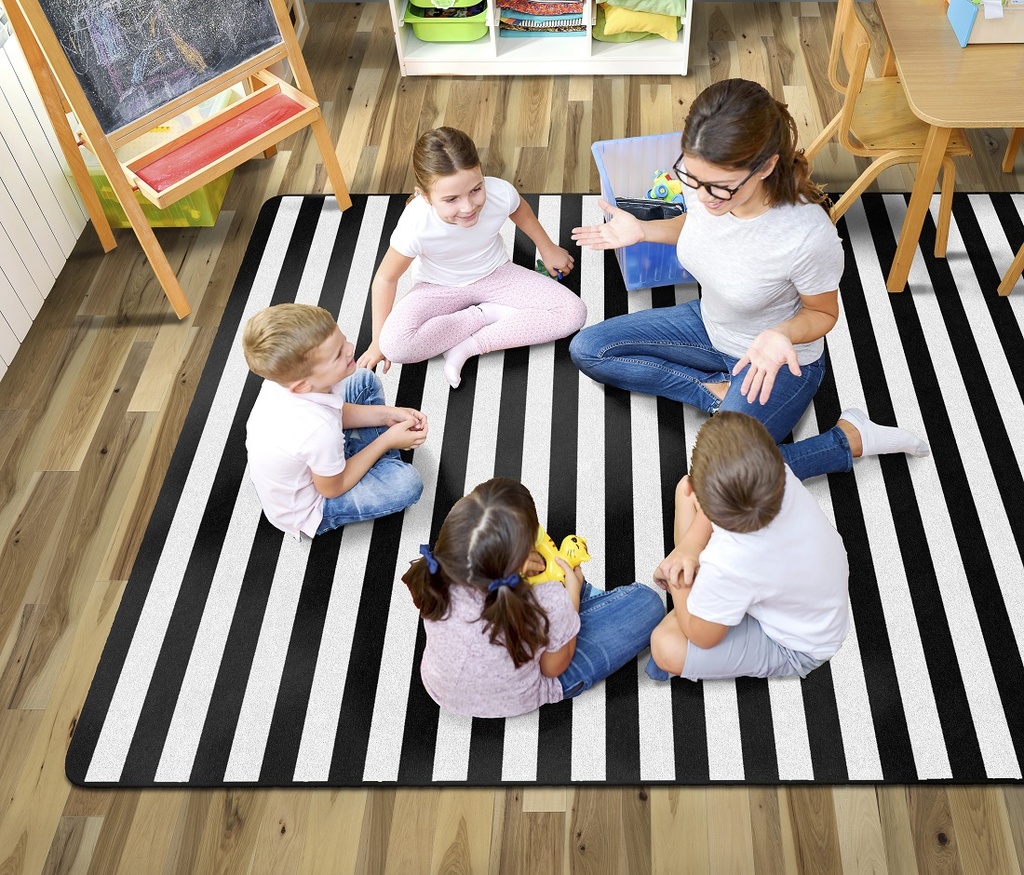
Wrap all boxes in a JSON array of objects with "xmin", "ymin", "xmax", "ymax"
[
  {"xmin": 408, "ymin": 0, "xmax": 480, "ymax": 8},
  {"xmin": 78, "ymin": 88, "xmax": 239, "ymax": 228},
  {"xmin": 403, "ymin": 0, "xmax": 488, "ymax": 42},
  {"xmin": 89, "ymin": 169, "xmax": 234, "ymax": 228}
]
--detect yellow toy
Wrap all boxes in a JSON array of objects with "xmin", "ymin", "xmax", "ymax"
[
  {"xmin": 524, "ymin": 525, "xmax": 592, "ymax": 585},
  {"xmin": 646, "ymin": 170, "xmax": 685, "ymax": 204}
]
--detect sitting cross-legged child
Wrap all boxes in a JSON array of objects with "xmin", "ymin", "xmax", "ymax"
[
  {"xmin": 242, "ymin": 303, "xmax": 427, "ymax": 540},
  {"xmin": 646, "ymin": 411, "xmax": 850, "ymax": 682},
  {"xmin": 403, "ymin": 477, "xmax": 665, "ymax": 718}
]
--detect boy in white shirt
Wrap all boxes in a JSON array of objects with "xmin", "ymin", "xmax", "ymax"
[
  {"xmin": 647, "ymin": 411, "xmax": 849, "ymax": 681},
  {"xmin": 243, "ymin": 303, "xmax": 427, "ymax": 540}
]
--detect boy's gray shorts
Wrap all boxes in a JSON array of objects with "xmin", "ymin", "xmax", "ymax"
[{"xmin": 681, "ymin": 614, "xmax": 827, "ymax": 681}]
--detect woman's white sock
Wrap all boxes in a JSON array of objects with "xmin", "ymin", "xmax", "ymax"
[
  {"xmin": 840, "ymin": 408, "xmax": 930, "ymax": 458},
  {"xmin": 443, "ymin": 336, "xmax": 482, "ymax": 388}
]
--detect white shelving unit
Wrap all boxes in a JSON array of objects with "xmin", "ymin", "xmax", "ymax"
[{"xmin": 387, "ymin": 0, "xmax": 692, "ymax": 76}]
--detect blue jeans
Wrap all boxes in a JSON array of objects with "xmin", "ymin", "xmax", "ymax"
[
  {"xmin": 557, "ymin": 582, "xmax": 665, "ymax": 698},
  {"xmin": 315, "ymin": 369, "xmax": 423, "ymax": 535},
  {"xmin": 569, "ymin": 300, "xmax": 853, "ymax": 480}
]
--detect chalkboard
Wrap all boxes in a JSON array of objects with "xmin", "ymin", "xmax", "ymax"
[{"xmin": 37, "ymin": 0, "xmax": 283, "ymax": 134}]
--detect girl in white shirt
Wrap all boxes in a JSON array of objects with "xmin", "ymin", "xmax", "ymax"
[{"xmin": 357, "ymin": 127, "xmax": 587, "ymax": 388}]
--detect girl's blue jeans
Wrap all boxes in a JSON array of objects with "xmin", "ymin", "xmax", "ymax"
[
  {"xmin": 557, "ymin": 582, "xmax": 666, "ymax": 698},
  {"xmin": 315, "ymin": 369, "xmax": 423, "ymax": 535},
  {"xmin": 568, "ymin": 299, "xmax": 853, "ymax": 480}
]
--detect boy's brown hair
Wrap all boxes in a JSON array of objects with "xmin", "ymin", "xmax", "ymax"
[
  {"xmin": 689, "ymin": 411, "xmax": 786, "ymax": 533},
  {"xmin": 241, "ymin": 303, "xmax": 337, "ymax": 384}
]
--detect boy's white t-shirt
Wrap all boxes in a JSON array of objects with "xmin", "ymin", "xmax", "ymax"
[
  {"xmin": 245, "ymin": 379, "xmax": 347, "ymax": 539},
  {"xmin": 390, "ymin": 176, "xmax": 519, "ymax": 287},
  {"xmin": 686, "ymin": 465, "xmax": 850, "ymax": 659},
  {"xmin": 677, "ymin": 197, "xmax": 845, "ymax": 366}
]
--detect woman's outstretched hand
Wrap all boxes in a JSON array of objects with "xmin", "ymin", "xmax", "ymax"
[
  {"xmin": 571, "ymin": 199, "xmax": 644, "ymax": 250},
  {"xmin": 733, "ymin": 329, "xmax": 801, "ymax": 405}
]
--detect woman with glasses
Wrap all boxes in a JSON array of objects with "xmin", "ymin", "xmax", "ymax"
[{"xmin": 569, "ymin": 78, "xmax": 929, "ymax": 480}]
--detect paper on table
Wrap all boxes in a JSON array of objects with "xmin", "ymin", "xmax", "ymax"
[{"xmin": 982, "ymin": 0, "xmax": 1004, "ymax": 18}]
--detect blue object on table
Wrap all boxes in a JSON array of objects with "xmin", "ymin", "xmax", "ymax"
[{"xmin": 947, "ymin": 0, "xmax": 979, "ymax": 48}]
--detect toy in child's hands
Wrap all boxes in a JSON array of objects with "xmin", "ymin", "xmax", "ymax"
[
  {"xmin": 524, "ymin": 526, "xmax": 591, "ymax": 585},
  {"xmin": 535, "ymin": 258, "xmax": 563, "ymax": 281},
  {"xmin": 646, "ymin": 170, "xmax": 685, "ymax": 204}
]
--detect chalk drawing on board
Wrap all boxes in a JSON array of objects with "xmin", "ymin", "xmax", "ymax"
[{"xmin": 37, "ymin": 0, "xmax": 282, "ymax": 133}]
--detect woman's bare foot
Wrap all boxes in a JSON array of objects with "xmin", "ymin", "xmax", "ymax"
[{"xmin": 837, "ymin": 418, "xmax": 864, "ymax": 457}]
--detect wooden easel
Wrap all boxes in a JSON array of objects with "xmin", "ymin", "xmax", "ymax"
[{"xmin": 6, "ymin": 0, "xmax": 351, "ymax": 319}]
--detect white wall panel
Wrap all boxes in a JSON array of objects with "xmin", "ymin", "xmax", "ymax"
[{"xmin": 0, "ymin": 17, "xmax": 89, "ymax": 377}]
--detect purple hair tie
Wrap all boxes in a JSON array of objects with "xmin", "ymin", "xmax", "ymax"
[
  {"xmin": 488, "ymin": 574, "xmax": 520, "ymax": 593},
  {"xmin": 419, "ymin": 544, "xmax": 439, "ymax": 574}
]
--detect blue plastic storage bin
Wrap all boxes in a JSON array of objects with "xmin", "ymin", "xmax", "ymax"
[{"xmin": 591, "ymin": 132, "xmax": 696, "ymax": 291}]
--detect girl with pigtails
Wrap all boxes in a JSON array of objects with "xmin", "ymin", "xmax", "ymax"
[{"xmin": 402, "ymin": 478, "xmax": 663, "ymax": 719}]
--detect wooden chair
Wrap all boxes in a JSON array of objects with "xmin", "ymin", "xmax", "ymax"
[
  {"xmin": 997, "ymin": 132, "xmax": 1022, "ymax": 294},
  {"xmin": 997, "ymin": 242, "xmax": 1023, "ymax": 296},
  {"xmin": 805, "ymin": 0, "xmax": 972, "ymax": 257},
  {"xmin": 1002, "ymin": 129, "xmax": 1023, "ymax": 173}
]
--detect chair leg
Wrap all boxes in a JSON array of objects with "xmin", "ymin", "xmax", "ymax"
[
  {"xmin": 934, "ymin": 157, "xmax": 956, "ymax": 258},
  {"xmin": 1002, "ymin": 129, "xmax": 1023, "ymax": 174},
  {"xmin": 998, "ymin": 240, "xmax": 1024, "ymax": 296},
  {"xmin": 829, "ymin": 151, "xmax": 921, "ymax": 223},
  {"xmin": 806, "ymin": 114, "xmax": 842, "ymax": 162}
]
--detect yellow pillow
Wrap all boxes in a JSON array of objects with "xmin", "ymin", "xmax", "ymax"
[{"xmin": 599, "ymin": 3, "xmax": 679, "ymax": 40}]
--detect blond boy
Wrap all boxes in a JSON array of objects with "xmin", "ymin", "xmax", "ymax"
[{"xmin": 243, "ymin": 303, "xmax": 426, "ymax": 539}]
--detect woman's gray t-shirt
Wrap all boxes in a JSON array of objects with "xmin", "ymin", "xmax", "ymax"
[{"xmin": 676, "ymin": 199, "xmax": 845, "ymax": 366}]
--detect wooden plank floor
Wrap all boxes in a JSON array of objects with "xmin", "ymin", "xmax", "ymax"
[{"xmin": 1, "ymin": 3, "xmax": 1023, "ymax": 873}]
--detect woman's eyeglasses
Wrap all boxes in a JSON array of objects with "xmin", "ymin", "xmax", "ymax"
[{"xmin": 671, "ymin": 156, "xmax": 763, "ymax": 201}]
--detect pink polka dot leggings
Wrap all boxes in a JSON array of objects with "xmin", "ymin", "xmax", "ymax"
[{"xmin": 378, "ymin": 262, "xmax": 588, "ymax": 364}]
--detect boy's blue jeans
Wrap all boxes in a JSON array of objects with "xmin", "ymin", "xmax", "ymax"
[
  {"xmin": 557, "ymin": 582, "xmax": 665, "ymax": 698},
  {"xmin": 315, "ymin": 369, "xmax": 423, "ymax": 535},
  {"xmin": 569, "ymin": 299, "xmax": 853, "ymax": 480}
]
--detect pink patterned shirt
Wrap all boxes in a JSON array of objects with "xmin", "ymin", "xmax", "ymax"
[{"xmin": 419, "ymin": 581, "xmax": 580, "ymax": 718}]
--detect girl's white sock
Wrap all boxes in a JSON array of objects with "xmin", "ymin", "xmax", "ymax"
[
  {"xmin": 476, "ymin": 302, "xmax": 518, "ymax": 325},
  {"xmin": 840, "ymin": 408, "xmax": 930, "ymax": 458},
  {"xmin": 443, "ymin": 336, "xmax": 482, "ymax": 388}
]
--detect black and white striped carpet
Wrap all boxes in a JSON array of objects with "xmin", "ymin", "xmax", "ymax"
[{"xmin": 66, "ymin": 193, "xmax": 1024, "ymax": 787}]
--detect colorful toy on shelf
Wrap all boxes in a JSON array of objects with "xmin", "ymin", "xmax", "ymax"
[
  {"xmin": 646, "ymin": 170, "xmax": 685, "ymax": 204},
  {"xmin": 524, "ymin": 526, "xmax": 591, "ymax": 585}
]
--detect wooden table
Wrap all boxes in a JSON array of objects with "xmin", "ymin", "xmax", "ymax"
[{"xmin": 873, "ymin": 0, "xmax": 1024, "ymax": 293}]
